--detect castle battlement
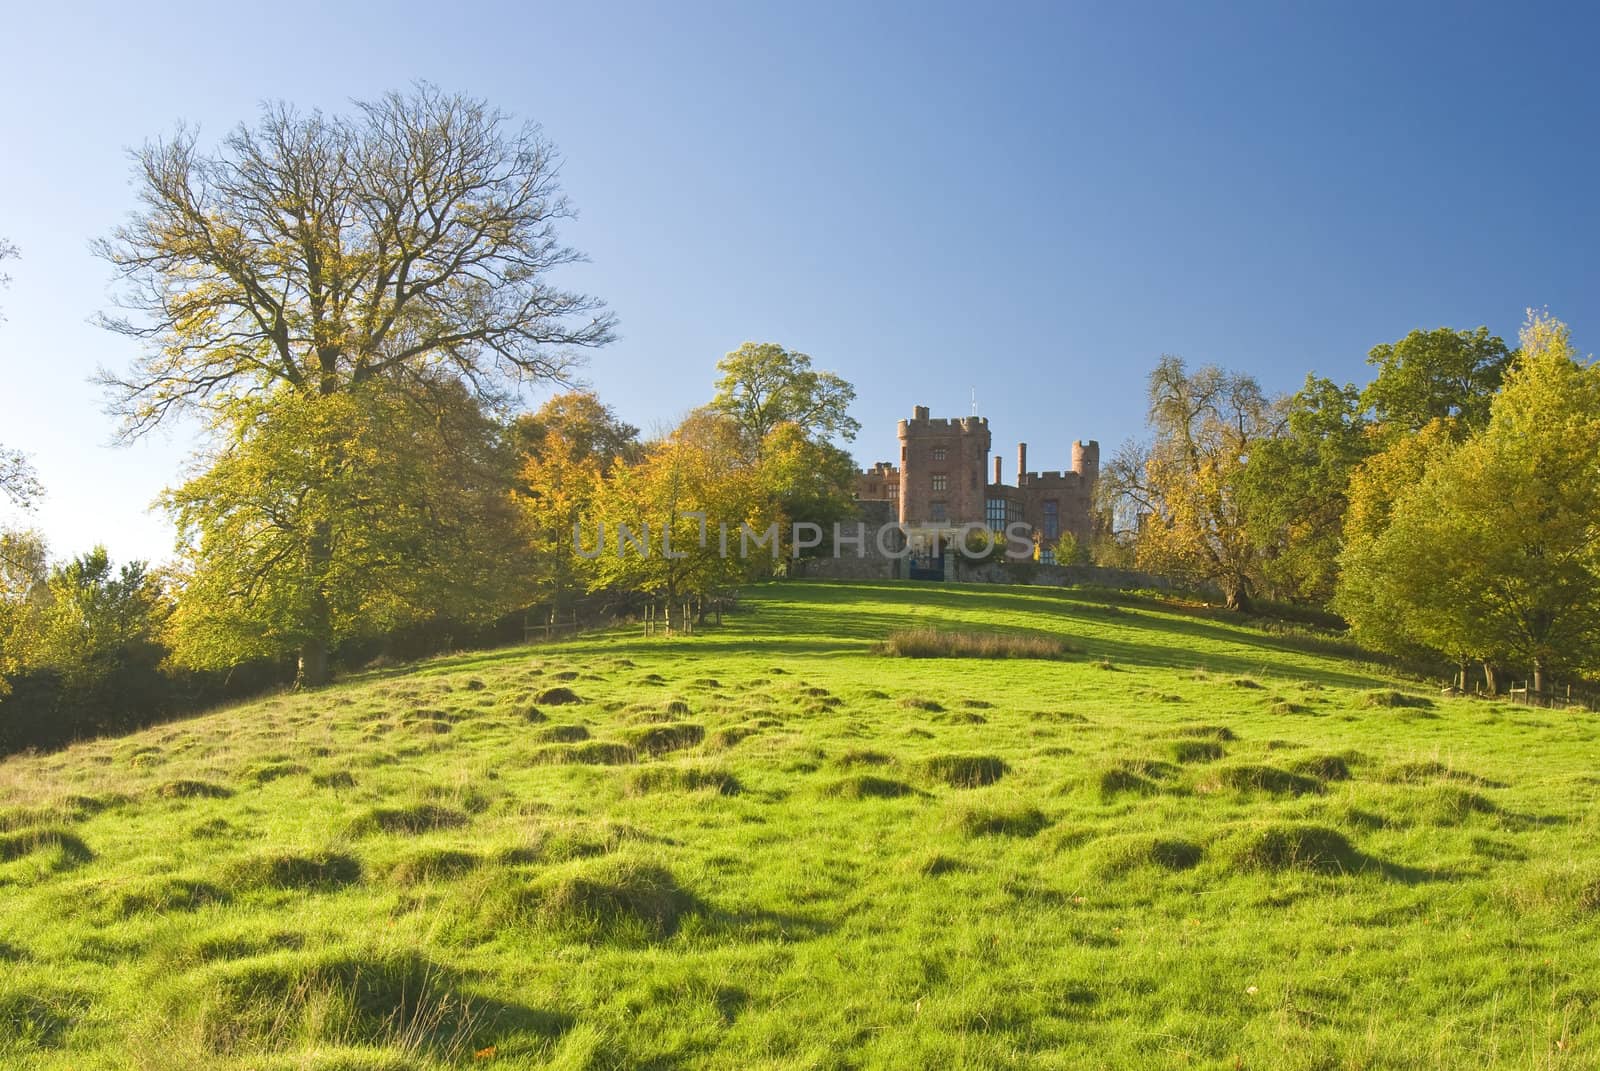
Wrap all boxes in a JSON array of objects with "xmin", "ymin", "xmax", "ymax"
[{"xmin": 857, "ymin": 405, "xmax": 1098, "ymax": 555}]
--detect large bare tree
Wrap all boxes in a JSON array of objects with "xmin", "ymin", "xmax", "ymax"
[
  {"xmin": 96, "ymin": 85, "xmax": 614, "ymax": 432},
  {"xmin": 95, "ymin": 86, "xmax": 615, "ymax": 684}
]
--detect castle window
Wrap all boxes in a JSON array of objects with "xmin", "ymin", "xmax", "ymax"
[
  {"xmin": 929, "ymin": 501, "xmax": 947, "ymax": 523},
  {"xmin": 986, "ymin": 498, "xmax": 1007, "ymax": 530},
  {"xmin": 931, "ymin": 474, "xmax": 948, "ymax": 492},
  {"xmin": 932, "ymin": 448, "xmax": 946, "ymax": 461},
  {"xmin": 1043, "ymin": 501, "xmax": 1059, "ymax": 539},
  {"xmin": 1040, "ymin": 547, "xmax": 1056, "ymax": 565}
]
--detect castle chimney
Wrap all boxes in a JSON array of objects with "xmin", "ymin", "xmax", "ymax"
[
  {"xmin": 912, "ymin": 405, "xmax": 930, "ymax": 422},
  {"xmin": 993, "ymin": 455, "xmax": 1002, "ymax": 485},
  {"xmin": 1017, "ymin": 442, "xmax": 1027, "ymax": 482}
]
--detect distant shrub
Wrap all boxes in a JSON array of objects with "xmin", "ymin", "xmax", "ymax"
[{"xmin": 880, "ymin": 629, "xmax": 1071, "ymax": 660}]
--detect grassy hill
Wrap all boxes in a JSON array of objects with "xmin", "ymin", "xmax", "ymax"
[{"xmin": 3, "ymin": 580, "xmax": 1598, "ymax": 1069}]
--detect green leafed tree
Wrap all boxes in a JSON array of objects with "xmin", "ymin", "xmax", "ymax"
[
  {"xmin": 94, "ymin": 85, "xmax": 613, "ymax": 684},
  {"xmin": 1361, "ymin": 326, "xmax": 1514, "ymax": 436},
  {"xmin": 711, "ymin": 342, "xmax": 860, "ymax": 456},
  {"xmin": 1336, "ymin": 312, "xmax": 1600, "ymax": 693},
  {"xmin": 1238, "ymin": 375, "xmax": 1371, "ymax": 604}
]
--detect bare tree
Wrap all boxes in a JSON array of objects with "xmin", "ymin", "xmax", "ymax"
[
  {"xmin": 93, "ymin": 86, "xmax": 616, "ymax": 685},
  {"xmin": 95, "ymin": 84, "xmax": 615, "ymax": 437},
  {"xmin": 0, "ymin": 238, "xmax": 38, "ymax": 512}
]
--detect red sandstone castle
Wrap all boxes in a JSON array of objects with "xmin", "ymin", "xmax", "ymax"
[{"xmin": 854, "ymin": 406, "xmax": 1099, "ymax": 561}]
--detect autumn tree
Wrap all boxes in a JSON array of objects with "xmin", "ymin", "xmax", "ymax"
[
  {"xmin": 1336, "ymin": 313, "xmax": 1600, "ymax": 693},
  {"xmin": 95, "ymin": 86, "xmax": 613, "ymax": 684},
  {"xmin": 512, "ymin": 392, "xmax": 639, "ymax": 622},
  {"xmin": 163, "ymin": 382, "xmax": 525, "ymax": 678},
  {"xmin": 592, "ymin": 410, "xmax": 768, "ymax": 619},
  {"xmin": 1104, "ymin": 356, "xmax": 1279, "ymax": 610},
  {"xmin": 711, "ymin": 342, "xmax": 859, "ymax": 456}
]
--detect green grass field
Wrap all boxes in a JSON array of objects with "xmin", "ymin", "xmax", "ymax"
[{"xmin": 3, "ymin": 580, "xmax": 1599, "ymax": 1070}]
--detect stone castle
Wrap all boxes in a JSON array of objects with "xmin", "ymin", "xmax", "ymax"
[{"xmin": 854, "ymin": 405, "xmax": 1099, "ymax": 560}]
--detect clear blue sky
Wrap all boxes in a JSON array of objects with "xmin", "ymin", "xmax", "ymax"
[{"xmin": 2, "ymin": 1, "xmax": 1596, "ymax": 564}]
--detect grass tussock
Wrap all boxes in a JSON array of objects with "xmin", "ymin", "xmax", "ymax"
[
  {"xmin": 533, "ymin": 724, "xmax": 591, "ymax": 744},
  {"xmin": 1360, "ymin": 689, "xmax": 1435, "ymax": 710},
  {"xmin": 383, "ymin": 848, "xmax": 482, "ymax": 885},
  {"xmin": 919, "ymin": 753, "xmax": 1010, "ymax": 788},
  {"xmin": 1212, "ymin": 764, "xmax": 1324, "ymax": 797},
  {"xmin": 826, "ymin": 774, "xmax": 918, "ymax": 800},
  {"xmin": 535, "ymin": 686, "xmax": 583, "ymax": 706},
  {"xmin": 532, "ymin": 741, "xmax": 637, "ymax": 766},
  {"xmin": 346, "ymin": 803, "xmax": 468, "ymax": 837},
  {"xmin": 1088, "ymin": 834, "xmax": 1204, "ymax": 876},
  {"xmin": 626, "ymin": 765, "xmax": 742, "ymax": 796},
  {"xmin": 487, "ymin": 859, "xmax": 701, "ymax": 943},
  {"xmin": 957, "ymin": 804, "xmax": 1050, "ymax": 838},
  {"xmin": 0, "ymin": 827, "xmax": 93, "ymax": 866},
  {"xmin": 101, "ymin": 876, "xmax": 230, "ymax": 917},
  {"xmin": 1169, "ymin": 740, "xmax": 1225, "ymax": 764},
  {"xmin": 620, "ymin": 723, "xmax": 705, "ymax": 756},
  {"xmin": 223, "ymin": 849, "xmax": 363, "ymax": 891},
  {"xmin": 880, "ymin": 628, "xmax": 1071, "ymax": 660},
  {"xmin": 155, "ymin": 779, "xmax": 233, "ymax": 800},
  {"xmin": 180, "ymin": 948, "xmax": 508, "ymax": 1057},
  {"xmin": 1290, "ymin": 754, "xmax": 1354, "ymax": 781},
  {"xmin": 1227, "ymin": 823, "xmax": 1363, "ymax": 874}
]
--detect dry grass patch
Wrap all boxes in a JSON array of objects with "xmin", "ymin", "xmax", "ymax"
[{"xmin": 880, "ymin": 628, "xmax": 1071, "ymax": 660}]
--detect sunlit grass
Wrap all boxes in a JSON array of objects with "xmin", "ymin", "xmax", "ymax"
[{"xmin": 1, "ymin": 578, "xmax": 1597, "ymax": 1068}]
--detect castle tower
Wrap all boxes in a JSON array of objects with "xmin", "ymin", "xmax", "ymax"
[
  {"xmin": 1071, "ymin": 440, "xmax": 1100, "ymax": 485},
  {"xmin": 897, "ymin": 405, "xmax": 990, "ymax": 527}
]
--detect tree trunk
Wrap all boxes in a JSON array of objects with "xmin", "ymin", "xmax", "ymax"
[
  {"xmin": 297, "ymin": 522, "xmax": 334, "ymax": 688},
  {"xmin": 1533, "ymin": 658, "xmax": 1547, "ymax": 696},
  {"xmin": 1223, "ymin": 578, "xmax": 1251, "ymax": 613},
  {"xmin": 297, "ymin": 637, "xmax": 329, "ymax": 689},
  {"xmin": 1482, "ymin": 661, "xmax": 1499, "ymax": 697}
]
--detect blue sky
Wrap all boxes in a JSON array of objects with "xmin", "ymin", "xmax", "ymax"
[{"xmin": 2, "ymin": 1, "xmax": 1596, "ymax": 563}]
